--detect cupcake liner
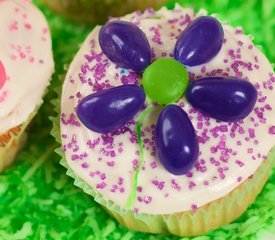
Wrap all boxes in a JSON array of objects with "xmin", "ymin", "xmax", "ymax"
[
  {"xmin": 0, "ymin": 108, "xmax": 40, "ymax": 172},
  {"xmin": 51, "ymin": 82, "xmax": 275, "ymax": 236},
  {"xmin": 0, "ymin": 124, "xmax": 27, "ymax": 172},
  {"xmin": 42, "ymin": 0, "xmax": 166, "ymax": 24}
]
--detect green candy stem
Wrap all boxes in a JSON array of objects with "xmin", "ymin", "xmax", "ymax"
[{"xmin": 126, "ymin": 105, "xmax": 155, "ymax": 209}]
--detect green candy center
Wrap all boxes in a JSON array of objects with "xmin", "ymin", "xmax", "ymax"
[{"xmin": 142, "ymin": 58, "xmax": 189, "ymax": 105}]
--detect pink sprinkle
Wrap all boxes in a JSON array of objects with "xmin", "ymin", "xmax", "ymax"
[
  {"xmin": 158, "ymin": 182, "xmax": 165, "ymax": 190},
  {"xmin": 20, "ymin": 52, "xmax": 26, "ymax": 59},
  {"xmin": 247, "ymin": 148, "xmax": 253, "ymax": 153},
  {"xmin": 29, "ymin": 57, "xmax": 34, "ymax": 63},
  {"xmin": 24, "ymin": 23, "xmax": 31, "ymax": 29},
  {"xmin": 235, "ymin": 160, "xmax": 245, "ymax": 167},
  {"xmin": 118, "ymin": 177, "xmax": 124, "ymax": 185},
  {"xmin": 100, "ymin": 173, "xmax": 106, "ymax": 180},
  {"xmin": 219, "ymin": 173, "xmax": 225, "ymax": 179},
  {"xmin": 150, "ymin": 161, "xmax": 158, "ymax": 169},
  {"xmin": 203, "ymin": 180, "xmax": 209, "ymax": 186},
  {"xmin": 107, "ymin": 161, "xmax": 115, "ymax": 167},
  {"xmin": 188, "ymin": 181, "xmax": 196, "ymax": 190},
  {"xmin": 248, "ymin": 128, "xmax": 256, "ymax": 138},
  {"xmin": 9, "ymin": 21, "xmax": 18, "ymax": 31},
  {"xmin": 81, "ymin": 163, "xmax": 89, "ymax": 169},
  {"xmin": 137, "ymin": 196, "xmax": 143, "ymax": 202},
  {"xmin": 96, "ymin": 182, "xmax": 107, "ymax": 189},
  {"xmin": 171, "ymin": 179, "xmax": 181, "ymax": 191},
  {"xmin": 132, "ymin": 159, "xmax": 139, "ymax": 170},
  {"xmin": 191, "ymin": 204, "xmax": 198, "ymax": 211},
  {"xmin": 268, "ymin": 126, "xmax": 275, "ymax": 135},
  {"xmin": 237, "ymin": 141, "xmax": 242, "ymax": 146},
  {"xmin": 237, "ymin": 177, "xmax": 243, "ymax": 182},
  {"xmin": 144, "ymin": 196, "xmax": 152, "ymax": 204}
]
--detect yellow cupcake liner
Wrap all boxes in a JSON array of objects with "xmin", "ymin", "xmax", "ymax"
[
  {"xmin": 52, "ymin": 103, "xmax": 275, "ymax": 237},
  {"xmin": 0, "ymin": 109, "xmax": 42, "ymax": 173},
  {"xmin": 42, "ymin": 0, "xmax": 166, "ymax": 24},
  {"xmin": 0, "ymin": 124, "xmax": 26, "ymax": 173}
]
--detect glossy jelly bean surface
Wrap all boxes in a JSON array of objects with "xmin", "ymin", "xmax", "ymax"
[
  {"xmin": 77, "ymin": 85, "xmax": 146, "ymax": 133},
  {"xmin": 174, "ymin": 16, "xmax": 224, "ymax": 66},
  {"xmin": 99, "ymin": 21, "xmax": 151, "ymax": 72},
  {"xmin": 156, "ymin": 105, "xmax": 199, "ymax": 175},
  {"xmin": 186, "ymin": 77, "xmax": 258, "ymax": 121}
]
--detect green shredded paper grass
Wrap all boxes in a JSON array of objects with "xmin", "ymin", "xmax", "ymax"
[{"xmin": 1, "ymin": 0, "xmax": 275, "ymax": 239}]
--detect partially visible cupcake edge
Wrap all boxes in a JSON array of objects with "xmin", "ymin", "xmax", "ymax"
[{"xmin": 0, "ymin": 0, "xmax": 54, "ymax": 171}]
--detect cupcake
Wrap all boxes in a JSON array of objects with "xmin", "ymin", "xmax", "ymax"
[
  {"xmin": 42, "ymin": 0, "xmax": 166, "ymax": 24},
  {"xmin": 0, "ymin": 0, "xmax": 54, "ymax": 172},
  {"xmin": 57, "ymin": 5, "xmax": 275, "ymax": 237}
]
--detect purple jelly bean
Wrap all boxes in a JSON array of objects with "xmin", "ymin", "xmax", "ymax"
[
  {"xmin": 186, "ymin": 77, "xmax": 258, "ymax": 121},
  {"xmin": 156, "ymin": 105, "xmax": 199, "ymax": 175},
  {"xmin": 174, "ymin": 16, "xmax": 224, "ymax": 66},
  {"xmin": 99, "ymin": 21, "xmax": 151, "ymax": 72},
  {"xmin": 77, "ymin": 85, "xmax": 146, "ymax": 133}
]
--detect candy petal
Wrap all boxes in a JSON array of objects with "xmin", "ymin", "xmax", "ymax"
[
  {"xmin": 99, "ymin": 21, "xmax": 151, "ymax": 72},
  {"xmin": 156, "ymin": 105, "xmax": 199, "ymax": 175},
  {"xmin": 174, "ymin": 16, "xmax": 224, "ymax": 66},
  {"xmin": 77, "ymin": 85, "xmax": 146, "ymax": 133},
  {"xmin": 186, "ymin": 77, "xmax": 258, "ymax": 121}
]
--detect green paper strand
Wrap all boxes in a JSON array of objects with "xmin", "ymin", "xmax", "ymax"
[{"xmin": 126, "ymin": 105, "xmax": 155, "ymax": 208}]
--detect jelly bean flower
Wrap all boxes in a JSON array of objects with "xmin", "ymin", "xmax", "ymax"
[{"xmin": 76, "ymin": 16, "xmax": 258, "ymax": 177}]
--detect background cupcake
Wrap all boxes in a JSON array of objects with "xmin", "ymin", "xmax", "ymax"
[
  {"xmin": 41, "ymin": 0, "xmax": 166, "ymax": 24},
  {"xmin": 1, "ymin": 0, "xmax": 275, "ymax": 239},
  {"xmin": 0, "ymin": 0, "xmax": 54, "ymax": 172}
]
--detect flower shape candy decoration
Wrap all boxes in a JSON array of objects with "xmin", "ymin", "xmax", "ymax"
[
  {"xmin": 77, "ymin": 17, "xmax": 258, "ymax": 176},
  {"xmin": 0, "ymin": 60, "xmax": 7, "ymax": 90}
]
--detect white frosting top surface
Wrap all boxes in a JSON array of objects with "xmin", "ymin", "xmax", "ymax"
[
  {"xmin": 0, "ymin": 0, "xmax": 54, "ymax": 132},
  {"xmin": 61, "ymin": 6, "xmax": 275, "ymax": 214}
]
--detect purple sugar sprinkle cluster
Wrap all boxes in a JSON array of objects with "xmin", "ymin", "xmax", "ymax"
[
  {"xmin": 61, "ymin": 113, "xmax": 80, "ymax": 127},
  {"xmin": 150, "ymin": 26, "xmax": 163, "ymax": 45}
]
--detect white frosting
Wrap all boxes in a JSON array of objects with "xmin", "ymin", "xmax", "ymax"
[
  {"xmin": 61, "ymin": 6, "xmax": 275, "ymax": 214},
  {"xmin": 0, "ymin": 0, "xmax": 54, "ymax": 132}
]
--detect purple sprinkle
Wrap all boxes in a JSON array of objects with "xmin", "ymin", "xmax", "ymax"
[
  {"xmin": 191, "ymin": 204, "xmax": 198, "ymax": 211},
  {"xmin": 235, "ymin": 160, "xmax": 245, "ymax": 167},
  {"xmin": 81, "ymin": 162, "xmax": 89, "ymax": 168},
  {"xmin": 269, "ymin": 126, "xmax": 275, "ymax": 135},
  {"xmin": 237, "ymin": 177, "xmax": 243, "ymax": 182},
  {"xmin": 188, "ymin": 181, "xmax": 196, "ymax": 190},
  {"xmin": 144, "ymin": 196, "xmax": 152, "ymax": 204},
  {"xmin": 107, "ymin": 161, "xmax": 115, "ymax": 167}
]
